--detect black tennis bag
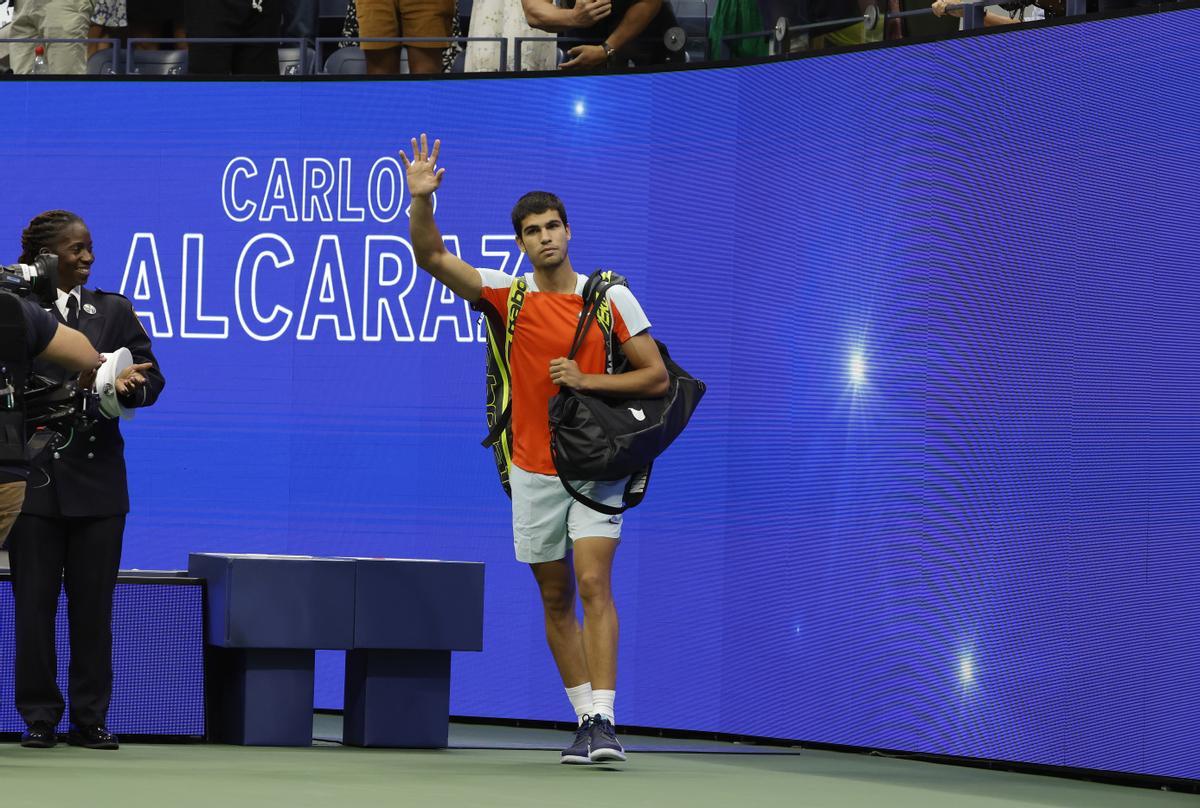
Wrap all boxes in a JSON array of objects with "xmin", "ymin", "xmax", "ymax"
[{"xmin": 548, "ymin": 271, "xmax": 705, "ymax": 514}]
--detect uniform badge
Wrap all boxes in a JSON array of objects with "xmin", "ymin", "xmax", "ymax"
[{"xmin": 83, "ymin": 303, "xmax": 97, "ymax": 315}]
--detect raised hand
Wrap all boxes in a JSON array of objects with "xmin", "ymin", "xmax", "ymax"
[
  {"xmin": 400, "ymin": 134, "xmax": 445, "ymax": 198},
  {"xmin": 571, "ymin": 0, "xmax": 612, "ymax": 26}
]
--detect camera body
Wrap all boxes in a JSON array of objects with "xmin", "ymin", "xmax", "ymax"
[
  {"xmin": 0, "ymin": 253, "xmax": 60, "ymax": 309},
  {"xmin": 0, "ymin": 258, "xmax": 103, "ymax": 468}
]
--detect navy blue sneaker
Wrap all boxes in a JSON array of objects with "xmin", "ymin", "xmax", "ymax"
[
  {"xmin": 561, "ymin": 715, "xmax": 593, "ymax": 764},
  {"xmin": 588, "ymin": 716, "xmax": 626, "ymax": 763}
]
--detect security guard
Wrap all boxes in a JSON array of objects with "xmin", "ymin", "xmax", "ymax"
[{"xmin": 7, "ymin": 210, "xmax": 165, "ymax": 751}]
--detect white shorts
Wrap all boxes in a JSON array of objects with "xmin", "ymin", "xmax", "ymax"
[{"xmin": 509, "ymin": 465, "xmax": 628, "ymax": 564}]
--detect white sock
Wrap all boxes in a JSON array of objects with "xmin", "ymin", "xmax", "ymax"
[
  {"xmin": 565, "ymin": 682, "xmax": 594, "ymax": 726},
  {"xmin": 592, "ymin": 689, "xmax": 616, "ymax": 725}
]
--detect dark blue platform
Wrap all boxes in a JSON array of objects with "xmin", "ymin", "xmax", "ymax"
[
  {"xmin": 188, "ymin": 553, "xmax": 484, "ymax": 748},
  {"xmin": 343, "ymin": 557, "xmax": 484, "ymax": 748}
]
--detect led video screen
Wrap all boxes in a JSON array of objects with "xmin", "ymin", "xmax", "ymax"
[{"xmin": 2, "ymin": 8, "xmax": 1197, "ymax": 778}]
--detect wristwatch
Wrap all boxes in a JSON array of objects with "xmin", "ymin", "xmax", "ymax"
[{"xmin": 601, "ymin": 41, "xmax": 615, "ymax": 59}]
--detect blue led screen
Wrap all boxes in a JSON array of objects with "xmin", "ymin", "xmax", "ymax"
[
  {"xmin": 0, "ymin": 580, "xmax": 205, "ymax": 736},
  {"xmin": 2, "ymin": 9, "xmax": 1198, "ymax": 779}
]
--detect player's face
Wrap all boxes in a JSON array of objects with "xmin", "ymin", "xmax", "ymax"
[
  {"xmin": 45, "ymin": 221, "xmax": 94, "ymax": 292},
  {"xmin": 516, "ymin": 210, "xmax": 570, "ymax": 270}
]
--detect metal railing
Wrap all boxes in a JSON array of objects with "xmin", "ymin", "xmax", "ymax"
[
  {"xmin": 314, "ymin": 36, "xmax": 508, "ymax": 74},
  {"xmin": 0, "ymin": 2, "xmax": 1179, "ymax": 77},
  {"xmin": 510, "ymin": 35, "xmax": 685, "ymax": 71},
  {"xmin": 719, "ymin": 0, "xmax": 1094, "ymax": 59},
  {"xmin": 3, "ymin": 37, "xmax": 121, "ymax": 74}
]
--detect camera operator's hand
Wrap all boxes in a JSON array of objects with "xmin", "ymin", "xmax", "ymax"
[
  {"xmin": 76, "ymin": 354, "xmax": 106, "ymax": 391},
  {"xmin": 116, "ymin": 362, "xmax": 154, "ymax": 396}
]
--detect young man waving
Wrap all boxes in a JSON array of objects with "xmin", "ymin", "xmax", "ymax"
[{"xmin": 402, "ymin": 135, "xmax": 667, "ymax": 764}]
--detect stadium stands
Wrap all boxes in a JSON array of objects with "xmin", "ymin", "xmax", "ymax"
[{"xmin": 0, "ymin": 0, "xmax": 1188, "ymax": 75}]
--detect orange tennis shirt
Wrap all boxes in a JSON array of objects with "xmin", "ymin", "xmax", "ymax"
[{"xmin": 477, "ymin": 269, "xmax": 652, "ymax": 476}]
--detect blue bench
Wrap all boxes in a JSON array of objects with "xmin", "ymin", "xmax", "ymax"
[{"xmin": 188, "ymin": 553, "xmax": 484, "ymax": 747}]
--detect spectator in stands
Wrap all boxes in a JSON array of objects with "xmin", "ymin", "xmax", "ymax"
[
  {"xmin": 0, "ymin": 0, "xmax": 14, "ymax": 74},
  {"xmin": 86, "ymin": 0, "xmax": 122, "ymax": 60},
  {"xmin": 754, "ymin": 0, "xmax": 881, "ymax": 52},
  {"xmin": 7, "ymin": 0, "xmax": 93, "ymax": 74},
  {"xmin": 709, "ymin": 0, "xmax": 769, "ymax": 60},
  {"xmin": 465, "ymin": 0, "xmax": 556, "ymax": 71},
  {"xmin": 185, "ymin": 0, "xmax": 282, "ymax": 75},
  {"xmin": 343, "ymin": 0, "xmax": 463, "ymax": 72},
  {"xmin": 356, "ymin": 0, "xmax": 455, "ymax": 74},
  {"xmin": 283, "ymin": 0, "xmax": 319, "ymax": 45},
  {"xmin": 87, "ymin": 1, "xmax": 187, "ymax": 69},
  {"xmin": 931, "ymin": 0, "xmax": 1059, "ymax": 25},
  {"xmin": 523, "ymin": 0, "xmax": 679, "ymax": 69},
  {"xmin": 128, "ymin": 0, "xmax": 185, "ymax": 46}
]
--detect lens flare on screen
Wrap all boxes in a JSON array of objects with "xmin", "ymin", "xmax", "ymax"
[
  {"xmin": 849, "ymin": 350, "xmax": 867, "ymax": 387},
  {"xmin": 574, "ymin": 100, "xmax": 586, "ymax": 117},
  {"xmin": 959, "ymin": 652, "xmax": 976, "ymax": 686}
]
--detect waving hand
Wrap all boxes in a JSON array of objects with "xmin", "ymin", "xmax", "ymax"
[{"xmin": 400, "ymin": 134, "xmax": 445, "ymax": 198}]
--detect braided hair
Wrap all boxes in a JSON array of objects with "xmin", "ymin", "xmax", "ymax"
[{"xmin": 19, "ymin": 210, "xmax": 83, "ymax": 263}]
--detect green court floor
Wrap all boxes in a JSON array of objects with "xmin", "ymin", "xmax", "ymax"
[{"xmin": 0, "ymin": 719, "xmax": 1192, "ymax": 808}]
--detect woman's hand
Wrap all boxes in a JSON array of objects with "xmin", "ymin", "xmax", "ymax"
[{"xmin": 116, "ymin": 362, "xmax": 154, "ymax": 396}]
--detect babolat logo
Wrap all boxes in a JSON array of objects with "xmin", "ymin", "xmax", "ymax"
[
  {"xmin": 596, "ymin": 298, "xmax": 612, "ymax": 331},
  {"xmin": 594, "ymin": 270, "xmax": 614, "ymax": 331},
  {"xmin": 507, "ymin": 279, "xmax": 526, "ymax": 339}
]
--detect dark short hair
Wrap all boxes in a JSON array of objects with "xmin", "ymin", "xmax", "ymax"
[{"xmin": 511, "ymin": 191, "xmax": 568, "ymax": 236}]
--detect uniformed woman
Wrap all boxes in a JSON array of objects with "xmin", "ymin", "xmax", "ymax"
[{"xmin": 7, "ymin": 210, "xmax": 165, "ymax": 750}]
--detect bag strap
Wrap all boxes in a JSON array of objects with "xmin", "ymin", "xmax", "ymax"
[
  {"xmin": 566, "ymin": 271, "xmax": 624, "ymax": 362},
  {"xmin": 549, "ymin": 429, "xmax": 637, "ymax": 515},
  {"xmin": 480, "ymin": 275, "xmax": 528, "ymax": 448}
]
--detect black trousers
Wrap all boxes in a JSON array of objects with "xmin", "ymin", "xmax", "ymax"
[
  {"xmin": 185, "ymin": 0, "xmax": 284, "ymax": 76},
  {"xmin": 7, "ymin": 513, "xmax": 125, "ymax": 729}
]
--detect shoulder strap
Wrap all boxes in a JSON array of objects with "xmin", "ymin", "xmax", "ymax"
[
  {"xmin": 504, "ymin": 274, "xmax": 528, "ymax": 366},
  {"xmin": 566, "ymin": 270, "xmax": 625, "ymax": 362},
  {"xmin": 480, "ymin": 275, "xmax": 528, "ymax": 448}
]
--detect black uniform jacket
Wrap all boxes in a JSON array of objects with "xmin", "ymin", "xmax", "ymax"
[{"xmin": 23, "ymin": 287, "xmax": 166, "ymax": 518}]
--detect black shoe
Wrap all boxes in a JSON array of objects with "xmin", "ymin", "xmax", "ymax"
[
  {"xmin": 20, "ymin": 722, "xmax": 57, "ymax": 748},
  {"xmin": 588, "ymin": 716, "xmax": 626, "ymax": 763},
  {"xmin": 68, "ymin": 725, "xmax": 119, "ymax": 750},
  {"xmin": 560, "ymin": 715, "xmax": 594, "ymax": 764}
]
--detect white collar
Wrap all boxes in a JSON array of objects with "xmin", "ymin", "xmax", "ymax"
[{"xmin": 55, "ymin": 286, "xmax": 82, "ymax": 318}]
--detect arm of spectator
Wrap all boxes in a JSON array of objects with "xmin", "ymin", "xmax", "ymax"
[
  {"xmin": 931, "ymin": 0, "xmax": 1022, "ymax": 24},
  {"xmin": 38, "ymin": 323, "xmax": 103, "ymax": 374},
  {"xmin": 561, "ymin": 0, "xmax": 662, "ymax": 69},
  {"xmin": 401, "ymin": 135, "xmax": 482, "ymax": 303},
  {"xmin": 599, "ymin": 0, "xmax": 663, "ymax": 53},
  {"xmin": 522, "ymin": 0, "xmax": 612, "ymax": 33}
]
